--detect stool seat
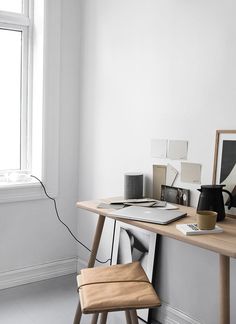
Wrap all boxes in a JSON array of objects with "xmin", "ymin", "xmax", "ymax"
[{"xmin": 77, "ymin": 261, "xmax": 161, "ymax": 314}]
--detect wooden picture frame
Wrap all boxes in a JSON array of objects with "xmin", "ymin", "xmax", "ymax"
[
  {"xmin": 112, "ymin": 221, "xmax": 157, "ymax": 323},
  {"xmin": 213, "ymin": 130, "xmax": 236, "ymax": 216}
]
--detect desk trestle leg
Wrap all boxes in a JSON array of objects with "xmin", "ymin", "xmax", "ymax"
[{"xmin": 219, "ymin": 254, "xmax": 230, "ymax": 324}]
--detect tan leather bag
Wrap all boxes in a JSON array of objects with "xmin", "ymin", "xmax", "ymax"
[{"xmin": 78, "ymin": 261, "xmax": 161, "ymax": 314}]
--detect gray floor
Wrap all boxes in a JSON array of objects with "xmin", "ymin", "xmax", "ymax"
[{"xmin": 0, "ymin": 274, "xmax": 126, "ymax": 324}]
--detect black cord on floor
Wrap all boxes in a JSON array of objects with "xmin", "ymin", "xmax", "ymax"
[{"xmin": 31, "ymin": 175, "xmax": 111, "ymax": 264}]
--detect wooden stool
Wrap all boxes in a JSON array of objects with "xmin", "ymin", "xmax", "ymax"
[{"xmin": 73, "ymin": 261, "xmax": 161, "ymax": 324}]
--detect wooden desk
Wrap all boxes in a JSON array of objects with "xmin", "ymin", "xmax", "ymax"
[{"xmin": 77, "ymin": 199, "xmax": 236, "ymax": 324}]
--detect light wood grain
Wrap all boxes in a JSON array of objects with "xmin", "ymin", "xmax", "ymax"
[
  {"xmin": 125, "ymin": 310, "xmax": 132, "ymax": 324},
  {"xmin": 100, "ymin": 312, "xmax": 108, "ymax": 324},
  {"xmin": 212, "ymin": 129, "xmax": 236, "ymax": 184},
  {"xmin": 77, "ymin": 199, "xmax": 236, "ymax": 258},
  {"xmin": 77, "ymin": 198, "xmax": 236, "ymax": 324},
  {"xmin": 153, "ymin": 165, "xmax": 167, "ymax": 199},
  {"xmin": 129, "ymin": 310, "xmax": 139, "ymax": 324},
  {"xmin": 91, "ymin": 313, "xmax": 99, "ymax": 324},
  {"xmin": 73, "ymin": 214, "xmax": 106, "ymax": 324},
  {"xmin": 219, "ymin": 255, "xmax": 230, "ymax": 324},
  {"xmin": 212, "ymin": 130, "xmax": 236, "ymax": 184},
  {"xmin": 87, "ymin": 215, "xmax": 106, "ymax": 268}
]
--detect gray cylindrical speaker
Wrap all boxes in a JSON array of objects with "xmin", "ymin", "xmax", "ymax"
[{"xmin": 124, "ymin": 173, "xmax": 143, "ymax": 200}]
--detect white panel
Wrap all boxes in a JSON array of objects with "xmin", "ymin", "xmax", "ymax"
[{"xmin": 151, "ymin": 139, "xmax": 167, "ymax": 158}]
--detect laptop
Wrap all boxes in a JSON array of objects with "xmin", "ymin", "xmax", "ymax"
[{"xmin": 109, "ymin": 206, "xmax": 186, "ymax": 225}]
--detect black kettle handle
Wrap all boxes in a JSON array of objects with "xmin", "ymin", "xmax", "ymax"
[{"xmin": 222, "ymin": 189, "xmax": 233, "ymax": 209}]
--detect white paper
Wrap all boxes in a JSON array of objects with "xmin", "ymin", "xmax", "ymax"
[
  {"xmin": 157, "ymin": 202, "xmax": 179, "ymax": 210},
  {"xmin": 151, "ymin": 139, "xmax": 167, "ymax": 158},
  {"xmin": 167, "ymin": 140, "xmax": 188, "ymax": 160},
  {"xmin": 166, "ymin": 163, "xmax": 178, "ymax": 186},
  {"xmin": 181, "ymin": 162, "xmax": 201, "ymax": 184}
]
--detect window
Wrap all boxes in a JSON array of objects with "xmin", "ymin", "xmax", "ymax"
[
  {"xmin": 0, "ymin": 0, "xmax": 61, "ymax": 202},
  {"xmin": 0, "ymin": 0, "xmax": 23, "ymax": 14},
  {"xmin": 0, "ymin": 0, "xmax": 32, "ymax": 182}
]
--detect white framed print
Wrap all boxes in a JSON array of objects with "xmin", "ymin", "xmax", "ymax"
[
  {"xmin": 112, "ymin": 221, "xmax": 157, "ymax": 322},
  {"xmin": 213, "ymin": 130, "xmax": 236, "ymax": 216}
]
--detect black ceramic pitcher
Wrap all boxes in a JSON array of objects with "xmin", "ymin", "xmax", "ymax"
[{"xmin": 197, "ymin": 185, "xmax": 233, "ymax": 221}]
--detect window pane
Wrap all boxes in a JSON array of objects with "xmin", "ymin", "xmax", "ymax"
[
  {"xmin": 0, "ymin": 29, "xmax": 21, "ymax": 170},
  {"xmin": 0, "ymin": 0, "xmax": 22, "ymax": 13}
]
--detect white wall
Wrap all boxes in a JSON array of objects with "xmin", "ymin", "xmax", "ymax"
[
  {"xmin": 0, "ymin": 0, "xmax": 80, "ymax": 286},
  {"xmin": 78, "ymin": 0, "xmax": 236, "ymax": 323}
]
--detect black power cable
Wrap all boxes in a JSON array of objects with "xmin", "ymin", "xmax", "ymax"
[{"xmin": 31, "ymin": 175, "xmax": 111, "ymax": 264}]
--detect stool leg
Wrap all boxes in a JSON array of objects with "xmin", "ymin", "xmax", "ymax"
[
  {"xmin": 130, "ymin": 310, "xmax": 139, "ymax": 324},
  {"xmin": 125, "ymin": 310, "xmax": 132, "ymax": 324},
  {"xmin": 73, "ymin": 301, "xmax": 82, "ymax": 324},
  {"xmin": 74, "ymin": 215, "xmax": 105, "ymax": 323},
  {"xmin": 99, "ymin": 312, "xmax": 108, "ymax": 324},
  {"xmin": 91, "ymin": 313, "xmax": 99, "ymax": 324}
]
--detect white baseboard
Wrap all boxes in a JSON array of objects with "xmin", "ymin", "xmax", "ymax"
[
  {"xmin": 0, "ymin": 257, "xmax": 77, "ymax": 290},
  {"xmin": 156, "ymin": 301, "xmax": 201, "ymax": 324}
]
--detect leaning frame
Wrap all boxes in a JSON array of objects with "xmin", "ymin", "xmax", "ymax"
[
  {"xmin": 212, "ymin": 129, "xmax": 236, "ymax": 216},
  {"xmin": 112, "ymin": 221, "xmax": 157, "ymax": 323}
]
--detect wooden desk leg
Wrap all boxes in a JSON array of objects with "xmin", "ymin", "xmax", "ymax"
[
  {"xmin": 87, "ymin": 214, "xmax": 106, "ymax": 268},
  {"xmin": 73, "ymin": 214, "xmax": 106, "ymax": 324},
  {"xmin": 219, "ymin": 254, "xmax": 230, "ymax": 324}
]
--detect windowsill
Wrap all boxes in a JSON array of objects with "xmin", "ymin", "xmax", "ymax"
[
  {"xmin": 0, "ymin": 178, "xmax": 38, "ymax": 188},
  {"xmin": 0, "ymin": 180, "xmax": 46, "ymax": 203}
]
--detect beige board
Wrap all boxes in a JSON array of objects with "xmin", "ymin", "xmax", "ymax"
[
  {"xmin": 181, "ymin": 162, "xmax": 201, "ymax": 184},
  {"xmin": 150, "ymin": 139, "xmax": 167, "ymax": 158},
  {"xmin": 167, "ymin": 140, "xmax": 188, "ymax": 160},
  {"xmin": 153, "ymin": 165, "xmax": 166, "ymax": 199}
]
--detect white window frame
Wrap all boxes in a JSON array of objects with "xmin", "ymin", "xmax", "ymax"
[
  {"xmin": 0, "ymin": 0, "xmax": 61, "ymax": 202},
  {"xmin": 0, "ymin": 4, "xmax": 31, "ymax": 172}
]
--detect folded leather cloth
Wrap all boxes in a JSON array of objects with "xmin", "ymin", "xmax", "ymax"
[{"xmin": 78, "ymin": 261, "xmax": 161, "ymax": 314}]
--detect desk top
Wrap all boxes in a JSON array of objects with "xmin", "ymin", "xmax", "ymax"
[{"xmin": 77, "ymin": 198, "xmax": 236, "ymax": 258}]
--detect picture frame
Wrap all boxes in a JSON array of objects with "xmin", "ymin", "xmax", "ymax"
[
  {"xmin": 112, "ymin": 221, "xmax": 157, "ymax": 323},
  {"xmin": 212, "ymin": 130, "xmax": 236, "ymax": 216},
  {"xmin": 161, "ymin": 184, "xmax": 190, "ymax": 206}
]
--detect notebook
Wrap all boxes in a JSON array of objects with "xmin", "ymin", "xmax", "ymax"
[
  {"xmin": 109, "ymin": 206, "xmax": 187, "ymax": 225},
  {"xmin": 176, "ymin": 223, "xmax": 223, "ymax": 235}
]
